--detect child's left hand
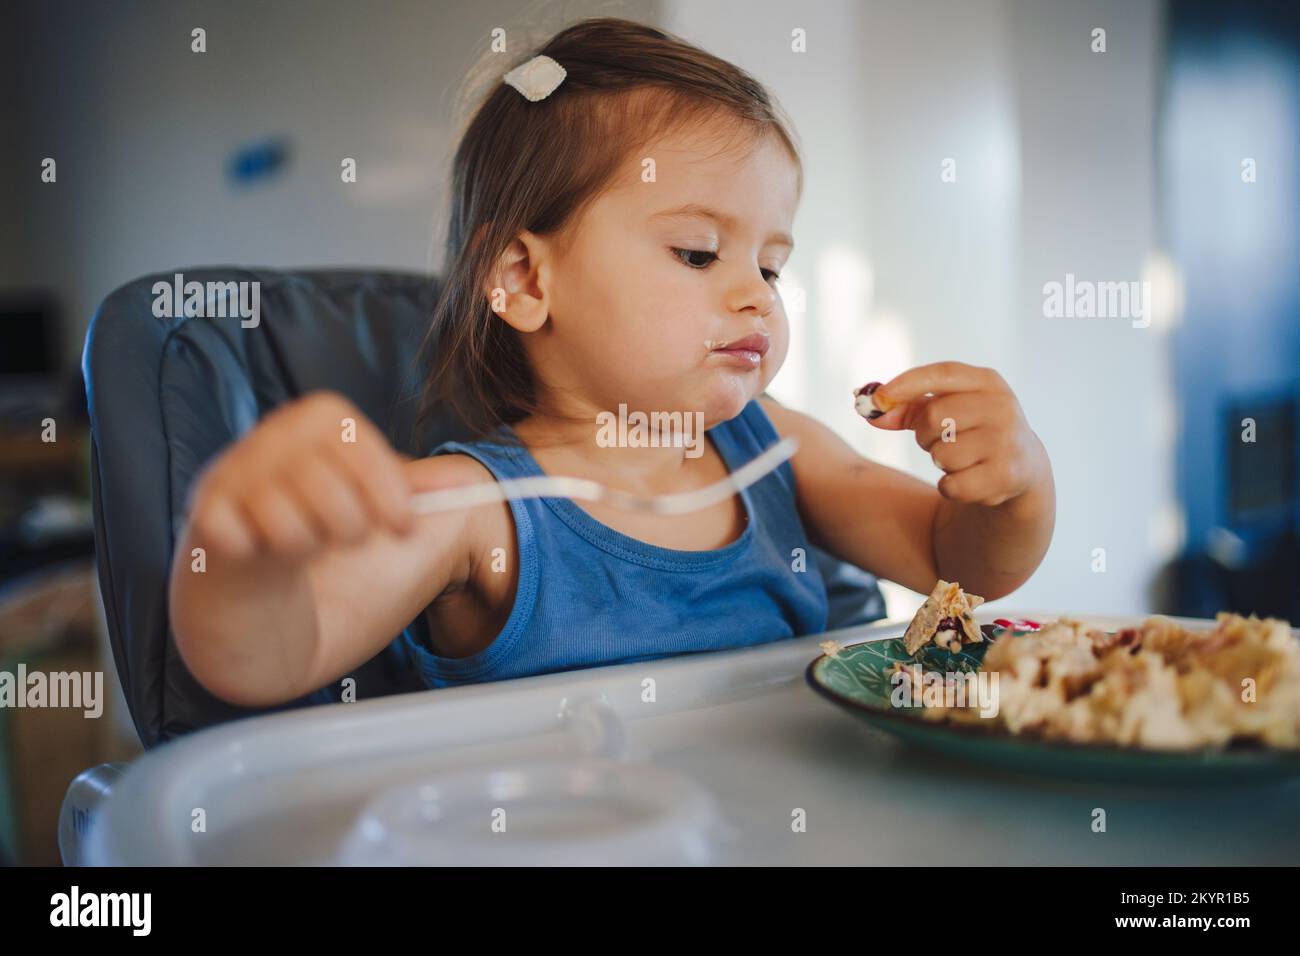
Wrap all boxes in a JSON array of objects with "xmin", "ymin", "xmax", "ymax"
[{"xmin": 861, "ymin": 361, "xmax": 1051, "ymax": 509}]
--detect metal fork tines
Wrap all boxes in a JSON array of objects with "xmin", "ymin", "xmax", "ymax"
[{"xmin": 408, "ymin": 435, "xmax": 799, "ymax": 516}]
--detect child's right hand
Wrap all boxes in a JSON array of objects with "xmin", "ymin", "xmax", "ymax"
[{"xmin": 182, "ymin": 390, "xmax": 416, "ymax": 562}]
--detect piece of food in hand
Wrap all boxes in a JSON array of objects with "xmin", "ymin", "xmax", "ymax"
[
  {"xmin": 902, "ymin": 579, "xmax": 986, "ymax": 654},
  {"xmin": 852, "ymin": 381, "xmax": 897, "ymax": 420}
]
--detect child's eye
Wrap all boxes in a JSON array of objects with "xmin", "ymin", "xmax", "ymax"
[
  {"xmin": 671, "ymin": 247, "xmax": 718, "ymax": 269},
  {"xmin": 671, "ymin": 247, "xmax": 781, "ymax": 284}
]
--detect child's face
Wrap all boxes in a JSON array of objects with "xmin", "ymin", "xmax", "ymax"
[{"xmin": 524, "ymin": 122, "xmax": 799, "ymax": 428}]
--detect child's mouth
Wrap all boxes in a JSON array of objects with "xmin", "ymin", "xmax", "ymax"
[{"xmin": 706, "ymin": 332, "xmax": 770, "ymax": 368}]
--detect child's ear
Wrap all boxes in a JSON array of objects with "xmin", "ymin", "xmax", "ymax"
[{"xmin": 484, "ymin": 232, "xmax": 549, "ymax": 333}]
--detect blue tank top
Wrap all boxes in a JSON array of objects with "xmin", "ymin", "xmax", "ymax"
[{"xmin": 397, "ymin": 398, "xmax": 830, "ymax": 688}]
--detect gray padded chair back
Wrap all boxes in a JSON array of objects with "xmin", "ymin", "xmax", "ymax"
[
  {"xmin": 81, "ymin": 267, "xmax": 462, "ymax": 748},
  {"xmin": 81, "ymin": 266, "xmax": 885, "ymax": 750}
]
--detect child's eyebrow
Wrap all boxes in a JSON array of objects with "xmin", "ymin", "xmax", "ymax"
[{"xmin": 649, "ymin": 202, "xmax": 794, "ymax": 250}]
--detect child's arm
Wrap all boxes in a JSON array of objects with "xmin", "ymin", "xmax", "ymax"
[
  {"xmin": 168, "ymin": 391, "xmax": 483, "ymax": 709},
  {"xmin": 759, "ymin": 363, "xmax": 1055, "ymax": 601}
]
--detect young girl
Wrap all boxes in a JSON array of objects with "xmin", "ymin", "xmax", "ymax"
[{"xmin": 169, "ymin": 17, "xmax": 1055, "ymax": 709}]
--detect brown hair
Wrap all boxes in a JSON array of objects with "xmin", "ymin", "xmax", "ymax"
[{"xmin": 411, "ymin": 16, "xmax": 803, "ymax": 450}]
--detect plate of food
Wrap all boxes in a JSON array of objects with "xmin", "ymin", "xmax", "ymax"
[{"xmin": 806, "ymin": 580, "xmax": 1300, "ymax": 784}]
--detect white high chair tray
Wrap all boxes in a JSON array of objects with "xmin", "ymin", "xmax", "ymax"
[{"xmin": 85, "ymin": 610, "xmax": 1300, "ymax": 865}]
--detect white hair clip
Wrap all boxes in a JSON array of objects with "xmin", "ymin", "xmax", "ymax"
[{"xmin": 503, "ymin": 54, "xmax": 567, "ymax": 102}]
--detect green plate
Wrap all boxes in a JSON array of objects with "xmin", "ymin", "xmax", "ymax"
[{"xmin": 805, "ymin": 625, "xmax": 1300, "ymax": 785}]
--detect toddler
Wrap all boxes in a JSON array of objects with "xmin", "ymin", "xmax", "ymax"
[{"xmin": 169, "ymin": 17, "xmax": 1055, "ymax": 707}]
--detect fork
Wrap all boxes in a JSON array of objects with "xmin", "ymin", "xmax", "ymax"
[{"xmin": 408, "ymin": 435, "xmax": 799, "ymax": 516}]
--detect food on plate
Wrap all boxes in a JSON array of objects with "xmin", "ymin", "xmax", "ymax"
[
  {"xmin": 900, "ymin": 579, "xmax": 986, "ymax": 654},
  {"xmin": 894, "ymin": 603, "xmax": 1300, "ymax": 750}
]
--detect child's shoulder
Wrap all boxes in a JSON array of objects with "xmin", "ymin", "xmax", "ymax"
[
  {"xmin": 755, "ymin": 394, "xmax": 862, "ymax": 475},
  {"xmin": 407, "ymin": 449, "xmax": 498, "ymax": 488},
  {"xmin": 756, "ymin": 393, "xmax": 818, "ymax": 444},
  {"xmin": 755, "ymin": 393, "xmax": 795, "ymax": 430},
  {"xmin": 407, "ymin": 448, "xmax": 516, "ymax": 584},
  {"xmin": 405, "ymin": 450, "xmax": 506, "ymax": 551}
]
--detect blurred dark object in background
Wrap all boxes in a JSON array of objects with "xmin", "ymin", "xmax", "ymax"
[
  {"xmin": 1155, "ymin": 530, "xmax": 1300, "ymax": 623},
  {"xmin": 1157, "ymin": 0, "xmax": 1300, "ymax": 621},
  {"xmin": 0, "ymin": 288, "xmax": 94, "ymax": 585},
  {"xmin": 227, "ymin": 135, "xmax": 292, "ymax": 187},
  {"xmin": 1154, "ymin": 388, "xmax": 1299, "ymax": 622},
  {"xmin": 0, "ymin": 289, "xmax": 65, "ymax": 424}
]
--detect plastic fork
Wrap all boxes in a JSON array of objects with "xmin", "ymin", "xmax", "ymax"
[{"xmin": 408, "ymin": 435, "xmax": 799, "ymax": 516}]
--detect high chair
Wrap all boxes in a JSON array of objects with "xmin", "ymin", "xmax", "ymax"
[{"xmin": 61, "ymin": 266, "xmax": 886, "ymax": 864}]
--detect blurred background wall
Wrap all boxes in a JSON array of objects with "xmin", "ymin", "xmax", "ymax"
[
  {"xmin": 1, "ymin": 0, "xmax": 1297, "ymax": 861},
  {"xmin": 667, "ymin": 0, "xmax": 1170, "ymax": 620}
]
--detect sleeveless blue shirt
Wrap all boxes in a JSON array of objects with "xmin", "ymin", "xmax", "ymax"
[{"xmin": 397, "ymin": 398, "xmax": 830, "ymax": 688}]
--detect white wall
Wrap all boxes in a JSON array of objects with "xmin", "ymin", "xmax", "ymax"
[
  {"xmin": 1007, "ymin": 0, "xmax": 1173, "ymax": 617},
  {"xmin": 665, "ymin": 0, "xmax": 1171, "ymax": 618},
  {"xmin": 12, "ymin": 0, "xmax": 661, "ymax": 367}
]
